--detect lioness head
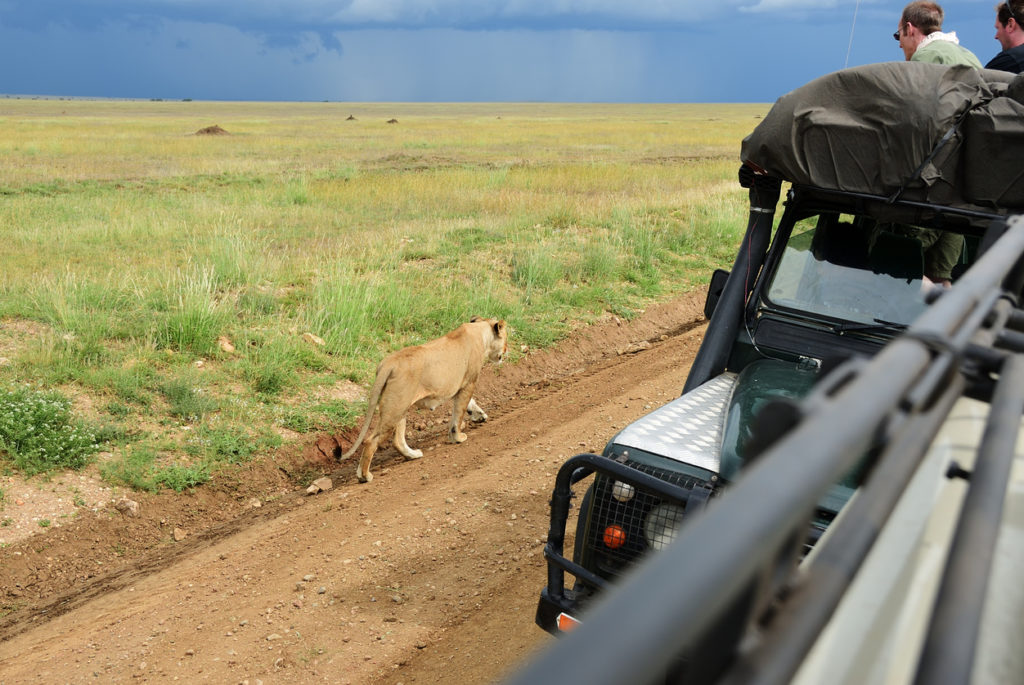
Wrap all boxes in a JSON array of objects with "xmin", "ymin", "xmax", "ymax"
[
  {"xmin": 472, "ymin": 316, "xmax": 509, "ymax": 364},
  {"xmin": 491, "ymin": 319, "xmax": 508, "ymax": 363}
]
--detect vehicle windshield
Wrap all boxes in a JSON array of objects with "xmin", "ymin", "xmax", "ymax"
[{"xmin": 763, "ymin": 213, "xmax": 966, "ymax": 327}]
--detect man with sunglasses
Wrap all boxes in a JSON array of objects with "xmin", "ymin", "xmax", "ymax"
[
  {"xmin": 884, "ymin": 2, "xmax": 980, "ymax": 289},
  {"xmin": 986, "ymin": 0, "xmax": 1024, "ymax": 72},
  {"xmin": 895, "ymin": 1, "xmax": 982, "ymax": 67}
]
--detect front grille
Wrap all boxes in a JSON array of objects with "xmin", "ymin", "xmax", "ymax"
[{"xmin": 583, "ymin": 460, "xmax": 712, "ymax": 581}]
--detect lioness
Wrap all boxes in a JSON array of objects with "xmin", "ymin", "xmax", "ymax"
[{"xmin": 342, "ymin": 316, "xmax": 508, "ymax": 483}]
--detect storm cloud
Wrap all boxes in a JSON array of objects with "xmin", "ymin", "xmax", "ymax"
[{"xmin": 0, "ymin": 0, "xmax": 1002, "ymax": 102}]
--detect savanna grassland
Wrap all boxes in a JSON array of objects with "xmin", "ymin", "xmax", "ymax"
[{"xmin": 0, "ymin": 98, "xmax": 767, "ymax": 498}]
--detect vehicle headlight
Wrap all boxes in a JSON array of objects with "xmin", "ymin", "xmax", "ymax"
[
  {"xmin": 643, "ymin": 503, "xmax": 685, "ymax": 551},
  {"xmin": 611, "ymin": 481, "xmax": 635, "ymax": 502}
]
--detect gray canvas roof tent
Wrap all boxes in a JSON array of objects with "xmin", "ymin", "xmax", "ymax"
[{"xmin": 741, "ymin": 62, "xmax": 1024, "ymax": 212}]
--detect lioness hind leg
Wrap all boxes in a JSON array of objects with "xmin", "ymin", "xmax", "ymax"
[
  {"xmin": 467, "ymin": 397, "xmax": 488, "ymax": 423},
  {"xmin": 356, "ymin": 435, "xmax": 380, "ymax": 483},
  {"xmin": 392, "ymin": 417, "xmax": 423, "ymax": 460},
  {"xmin": 356, "ymin": 421, "xmax": 387, "ymax": 481}
]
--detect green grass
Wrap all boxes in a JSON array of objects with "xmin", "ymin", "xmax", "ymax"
[
  {"xmin": 0, "ymin": 100, "xmax": 769, "ymax": 490},
  {"xmin": 159, "ymin": 377, "xmax": 220, "ymax": 422},
  {"xmin": 275, "ymin": 399, "xmax": 363, "ymax": 434},
  {"xmin": 153, "ymin": 462, "xmax": 211, "ymax": 492},
  {"xmin": 184, "ymin": 424, "xmax": 282, "ymax": 464},
  {"xmin": 98, "ymin": 447, "xmax": 161, "ymax": 492}
]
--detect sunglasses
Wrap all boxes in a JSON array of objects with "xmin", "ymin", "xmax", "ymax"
[{"xmin": 1007, "ymin": 1, "xmax": 1022, "ymax": 26}]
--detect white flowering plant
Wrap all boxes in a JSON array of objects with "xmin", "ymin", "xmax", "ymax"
[{"xmin": 0, "ymin": 386, "xmax": 101, "ymax": 475}]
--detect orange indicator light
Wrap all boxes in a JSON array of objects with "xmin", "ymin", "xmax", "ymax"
[
  {"xmin": 556, "ymin": 612, "xmax": 581, "ymax": 632},
  {"xmin": 603, "ymin": 524, "xmax": 627, "ymax": 549}
]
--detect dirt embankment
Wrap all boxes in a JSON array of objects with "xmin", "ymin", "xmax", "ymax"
[{"xmin": 0, "ymin": 291, "xmax": 708, "ymax": 684}]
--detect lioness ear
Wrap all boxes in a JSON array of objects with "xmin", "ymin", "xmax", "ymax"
[
  {"xmin": 493, "ymin": 320, "xmax": 506, "ymax": 336},
  {"xmin": 469, "ymin": 315, "xmax": 482, "ymax": 323}
]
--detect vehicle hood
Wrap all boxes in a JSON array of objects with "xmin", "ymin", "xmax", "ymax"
[
  {"xmin": 610, "ymin": 373, "xmax": 737, "ymax": 474},
  {"xmin": 609, "ymin": 359, "xmax": 854, "ymax": 516},
  {"xmin": 608, "ymin": 360, "xmax": 818, "ymax": 480},
  {"xmin": 718, "ymin": 359, "xmax": 819, "ymax": 481}
]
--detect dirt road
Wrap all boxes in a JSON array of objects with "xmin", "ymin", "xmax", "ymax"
[{"xmin": 0, "ymin": 292, "xmax": 707, "ymax": 684}]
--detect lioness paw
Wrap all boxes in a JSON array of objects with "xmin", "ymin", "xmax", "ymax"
[{"xmin": 467, "ymin": 398, "xmax": 488, "ymax": 423}]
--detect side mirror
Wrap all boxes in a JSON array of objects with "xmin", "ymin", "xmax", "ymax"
[{"xmin": 704, "ymin": 269, "xmax": 730, "ymax": 319}]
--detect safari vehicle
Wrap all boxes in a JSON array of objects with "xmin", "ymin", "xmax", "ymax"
[{"xmin": 529, "ymin": 61, "xmax": 1024, "ymax": 679}]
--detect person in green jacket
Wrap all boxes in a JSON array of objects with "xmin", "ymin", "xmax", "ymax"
[
  {"xmin": 871, "ymin": 223, "xmax": 964, "ymax": 288},
  {"xmin": 895, "ymin": 1, "xmax": 983, "ymax": 67},
  {"xmin": 882, "ymin": 2, "xmax": 978, "ymax": 288}
]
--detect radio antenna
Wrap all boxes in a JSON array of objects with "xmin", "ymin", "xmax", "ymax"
[{"xmin": 844, "ymin": 0, "xmax": 862, "ymax": 68}]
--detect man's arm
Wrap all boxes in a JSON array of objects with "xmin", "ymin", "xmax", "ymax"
[{"xmin": 923, "ymin": 231, "xmax": 964, "ymax": 285}]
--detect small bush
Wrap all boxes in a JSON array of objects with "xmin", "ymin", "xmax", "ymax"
[
  {"xmin": 159, "ymin": 380, "xmax": 219, "ymax": 422},
  {"xmin": 278, "ymin": 409, "xmax": 315, "ymax": 433},
  {"xmin": 94, "ymin": 421, "xmax": 132, "ymax": 446},
  {"xmin": 104, "ymin": 401, "xmax": 131, "ymax": 418},
  {"xmin": 241, "ymin": 337, "xmax": 303, "ymax": 396},
  {"xmin": 153, "ymin": 462, "xmax": 210, "ymax": 492},
  {"xmin": 185, "ymin": 425, "xmax": 261, "ymax": 465},
  {"xmin": 0, "ymin": 385, "xmax": 101, "ymax": 475},
  {"xmin": 99, "ymin": 447, "xmax": 159, "ymax": 491}
]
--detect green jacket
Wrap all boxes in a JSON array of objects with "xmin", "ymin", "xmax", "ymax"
[{"xmin": 912, "ymin": 37, "xmax": 983, "ymax": 68}]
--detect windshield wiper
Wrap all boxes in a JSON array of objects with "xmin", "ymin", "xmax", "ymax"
[{"xmin": 833, "ymin": 318, "xmax": 907, "ymax": 334}]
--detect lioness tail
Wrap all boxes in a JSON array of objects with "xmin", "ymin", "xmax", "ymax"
[{"xmin": 339, "ymin": 366, "xmax": 392, "ymax": 461}]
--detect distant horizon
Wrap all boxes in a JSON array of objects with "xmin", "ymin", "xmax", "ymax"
[
  {"xmin": 0, "ymin": 1, "xmax": 1008, "ymax": 104},
  {"xmin": 0, "ymin": 93, "xmax": 771, "ymax": 105}
]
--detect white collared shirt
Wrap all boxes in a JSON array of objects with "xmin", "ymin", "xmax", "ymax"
[{"xmin": 918, "ymin": 30, "xmax": 961, "ymax": 49}]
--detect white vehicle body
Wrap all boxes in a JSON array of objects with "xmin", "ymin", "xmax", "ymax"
[{"xmin": 796, "ymin": 397, "xmax": 1024, "ymax": 684}]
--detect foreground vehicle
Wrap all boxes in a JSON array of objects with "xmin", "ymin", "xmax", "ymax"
[{"xmin": 526, "ymin": 62, "xmax": 1024, "ymax": 683}]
